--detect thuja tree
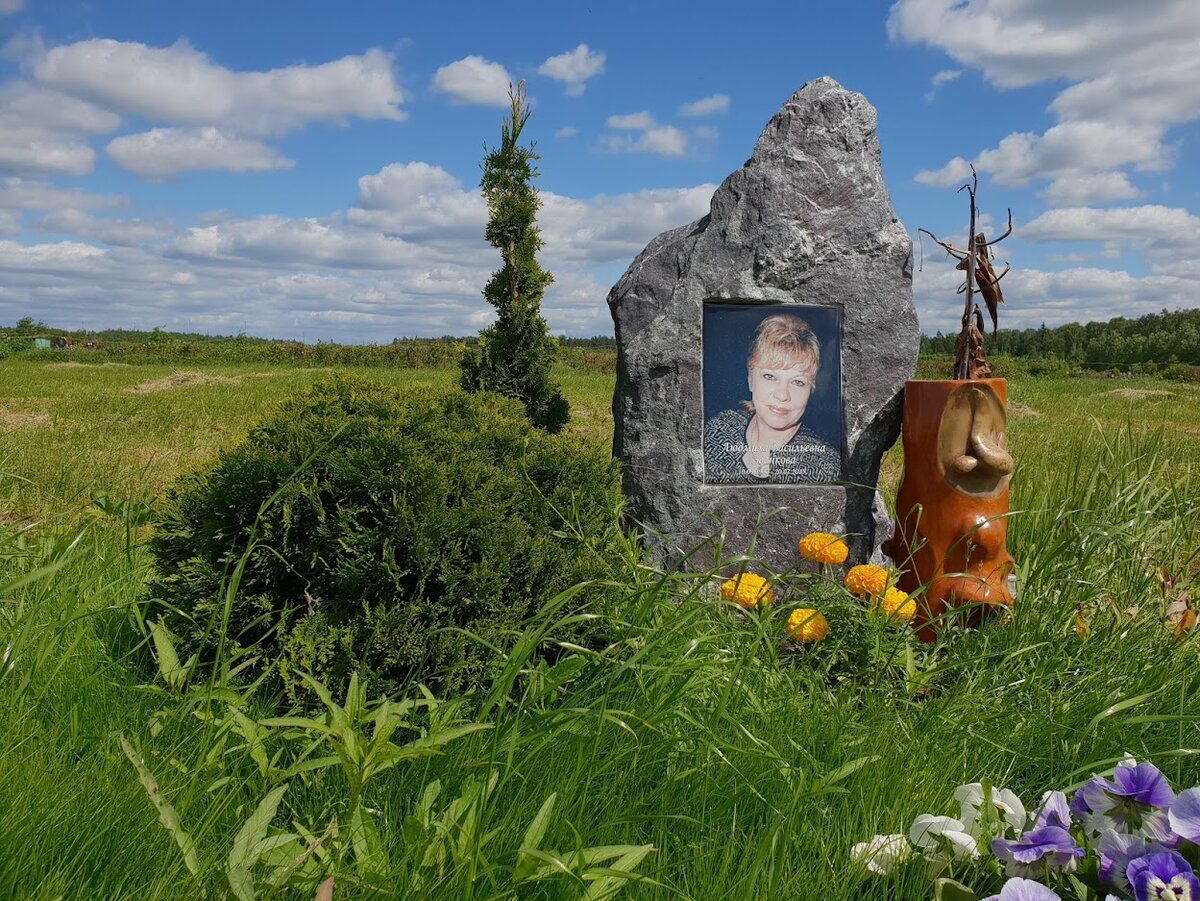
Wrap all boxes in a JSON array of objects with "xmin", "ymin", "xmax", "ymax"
[{"xmin": 460, "ymin": 81, "xmax": 570, "ymax": 432}]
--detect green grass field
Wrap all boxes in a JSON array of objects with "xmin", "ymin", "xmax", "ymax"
[{"xmin": 2, "ymin": 358, "xmax": 1199, "ymax": 900}]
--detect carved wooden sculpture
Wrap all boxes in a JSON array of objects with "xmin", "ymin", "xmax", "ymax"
[
  {"xmin": 887, "ymin": 169, "xmax": 1016, "ymax": 641},
  {"xmin": 884, "ymin": 379, "xmax": 1015, "ymax": 642}
]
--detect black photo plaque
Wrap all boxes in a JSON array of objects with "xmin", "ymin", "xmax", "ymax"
[{"xmin": 702, "ymin": 302, "xmax": 843, "ymax": 484}]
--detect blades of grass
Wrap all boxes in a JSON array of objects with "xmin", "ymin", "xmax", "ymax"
[
  {"xmin": 809, "ymin": 755, "xmax": 880, "ymax": 795},
  {"xmin": 118, "ymin": 733, "xmax": 200, "ymax": 876},
  {"xmin": 1088, "ymin": 690, "xmax": 1159, "ymax": 732}
]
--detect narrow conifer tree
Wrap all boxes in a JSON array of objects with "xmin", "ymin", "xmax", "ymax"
[{"xmin": 460, "ymin": 81, "xmax": 569, "ymax": 433}]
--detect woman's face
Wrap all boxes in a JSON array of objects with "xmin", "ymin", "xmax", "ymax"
[{"xmin": 748, "ymin": 360, "xmax": 816, "ymax": 433}]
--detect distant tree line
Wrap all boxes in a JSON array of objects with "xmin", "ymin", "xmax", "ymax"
[
  {"xmin": 920, "ymin": 307, "xmax": 1200, "ymax": 369},
  {"xmin": 10, "ymin": 308, "xmax": 1200, "ymax": 374},
  {"xmin": 1, "ymin": 319, "xmax": 619, "ymax": 372}
]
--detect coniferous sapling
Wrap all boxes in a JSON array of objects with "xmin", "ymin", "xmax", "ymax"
[{"xmin": 460, "ymin": 81, "xmax": 569, "ymax": 432}]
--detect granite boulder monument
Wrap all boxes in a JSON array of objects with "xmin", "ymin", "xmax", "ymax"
[{"xmin": 607, "ymin": 77, "xmax": 918, "ymax": 573}]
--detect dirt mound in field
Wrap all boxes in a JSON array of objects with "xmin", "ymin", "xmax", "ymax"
[
  {"xmin": 1103, "ymin": 388, "xmax": 1175, "ymax": 401},
  {"xmin": 45, "ymin": 361, "xmax": 132, "ymax": 369},
  {"xmin": 1008, "ymin": 401, "xmax": 1042, "ymax": 418},
  {"xmin": 0, "ymin": 410, "xmax": 51, "ymax": 429},
  {"xmin": 126, "ymin": 371, "xmax": 241, "ymax": 393}
]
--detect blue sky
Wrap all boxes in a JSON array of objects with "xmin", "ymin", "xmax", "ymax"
[{"xmin": 1, "ymin": 0, "xmax": 1197, "ymax": 341}]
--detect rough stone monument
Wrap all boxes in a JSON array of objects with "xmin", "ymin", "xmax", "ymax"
[{"xmin": 607, "ymin": 77, "xmax": 917, "ymax": 574}]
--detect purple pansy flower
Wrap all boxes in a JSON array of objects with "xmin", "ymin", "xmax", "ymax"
[
  {"xmin": 991, "ymin": 826, "xmax": 1084, "ymax": 879},
  {"xmin": 1097, "ymin": 832, "xmax": 1169, "ymax": 891},
  {"xmin": 982, "ymin": 877, "xmax": 1063, "ymax": 901},
  {"xmin": 1073, "ymin": 761, "xmax": 1176, "ymax": 837},
  {"xmin": 1033, "ymin": 790, "xmax": 1072, "ymax": 831},
  {"xmin": 1169, "ymin": 788, "xmax": 1200, "ymax": 845},
  {"xmin": 1126, "ymin": 851, "xmax": 1200, "ymax": 901}
]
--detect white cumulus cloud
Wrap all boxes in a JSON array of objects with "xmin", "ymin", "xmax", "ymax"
[
  {"xmin": 33, "ymin": 39, "xmax": 405, "ymax": 136},
  {"xmin": 0, "ymin": 154, "xmax": 720, "ymax": 340},
  {"xmin": 606, "ymin": 111, "xmax": 656, "ymax": 131},
  {"xmin": 107, "ymin": 128, "xmax": 295, "ymax": 179},
  {"xmin": 0, "ymin": 84, "xmax": 120, "ymax": 176},
  {"xmin": 0, "ymin": 177, "xmax": 127, "ymax": 212},
  {"xmin": 678, "ymin": 94, "xmax": 730, "ymax": 117},
  {"xmin": 915, "ymin": 156, "xmax": 974, "ymax": 188},
  {"xmin": 913, "ymin": 255, "xmax": 1198, "ymax": 334},
  {"xmin": 537, "ymin": 43, "xmax": 605, "ymax": 96},
  {"xmin": 349, "ymin": 161, "xmax": 487, "ymax": 241},
  {"xmin": 890, "ymin": 0, "xmax": 1200, "ymax": 191},
  {"xmin": 1039, "ymin": 172, "xmax": 1142, "ymax": 206},
  {"xmin": 1023, "ymin": 204, "xmax": 1200, "ymax": 246},
  {"xmin": 603, "ymin": 111, "xmax": 689, "ymax": 156},
  {"xmin": 39, "ymin": 208, "xmax": 175, "ymax": 245},
  {"xmin": 925, "ymin": 68, "xmax": 962, "ymax": 101},
  {"xmin": 432, "ymin": 55, "xmax": 512, "ymax": 107}
]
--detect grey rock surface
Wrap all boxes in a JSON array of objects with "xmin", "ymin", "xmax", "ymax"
[{"xmin": 607, "ymin": 77, "xmax": 917, "ymax": 574}]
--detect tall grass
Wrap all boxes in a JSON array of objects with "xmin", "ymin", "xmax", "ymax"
[{"xmin": 0, "ymin": 362, "xmax": 1198, "ymax": 898}]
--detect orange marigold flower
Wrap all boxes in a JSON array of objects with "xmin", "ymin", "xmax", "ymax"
[
  {"xmin": 844, "ymin": 564, "xmax": 889, "ymax": 598},
  {"xmin": 787, "ymin": 608, "xmax": 829, "ymax": 643},
  {"xmin": 720, "ymin": 572, "xmax": 773, "ymax": 609},
  {"xmin": 798, "ymin": 532, "xmax": 849, "ymax": 565},
  {"xmin": 876, "ymin": 587, "xmax": 916, "ymax": 624}
]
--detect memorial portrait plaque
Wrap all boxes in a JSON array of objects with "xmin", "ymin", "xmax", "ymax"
[{"xmin": 702, "ymin": 302, "xmax": 843, "ymax": 485}]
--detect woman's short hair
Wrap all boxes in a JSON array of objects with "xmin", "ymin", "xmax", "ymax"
[{"xmin": 747, "ymin": 313, "xmax": 821, "ymax": 374}]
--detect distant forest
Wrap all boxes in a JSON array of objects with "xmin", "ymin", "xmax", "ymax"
[
  {"xmin": 7, "ymin": 309, "xmax": 1200, "ymax": 371},
  {"xmin": 0, "ymin": 317, "xmax": 615, "ymax": 348},
  {"xmin": 921, "ymin": 307, "xmax": 1200, "ymax": 368},
  {"xmin": 0, "ymin": 317, "xmax": 617, "ymax": 369}
]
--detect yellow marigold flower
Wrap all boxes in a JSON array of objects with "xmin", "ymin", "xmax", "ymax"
[
  {"xmin": 1074, "ymin": 604, "xmax": 1089, "ymax": 640},
  {"xmin": 876, "ymin": 587, "xmax": 916, "ymax": 623},
  {"xmin": 787, "ymin": 608, "xmax": 829, "ymax": 643},
  {"xmin": 721, "ymin": 572, "xmax": 773, "ymax": 609},
  {"xmin": 798, "ymin": 532, "xmax": 849, "ymax": 565},
  {"xmin": 844, "ymin": 564, "xmax": 889, "ymax": 598}
]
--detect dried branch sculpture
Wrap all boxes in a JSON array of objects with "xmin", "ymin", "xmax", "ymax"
[{"xmin": 919, "ymin": 168, "xmax": 1012, "ymax": 380}]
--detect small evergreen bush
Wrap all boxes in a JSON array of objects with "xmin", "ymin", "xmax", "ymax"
[
  {"xmin": 459, "ymin": 81, "xmax": 570, "ymax": 433},
  {"xmin": 148, "ymin": 376, "xmax": 624, "ymax": 702}
]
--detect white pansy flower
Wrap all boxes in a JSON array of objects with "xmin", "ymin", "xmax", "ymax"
[
  {"xmin": 955, "ymin": 782, "xmax": 1026, "ymax": 839},
  {"xmin": 850, "ymin": 833, "xmax": 913, "ymax": 875},
  {"xmin": 910, "ymin": 813, "xmax": 979, "ymax": 874}
]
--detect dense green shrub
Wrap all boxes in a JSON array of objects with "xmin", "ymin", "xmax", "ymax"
[
  {"xmin": 148, "ymin": 376, "xmax": 624, "ymax": 702},
  {"xmin": 1162, "ymin": 362, "xmax": 1200, "ymax": 383}
]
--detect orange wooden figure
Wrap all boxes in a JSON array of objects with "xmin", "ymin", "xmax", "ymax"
[{"xmin": 883, "ymin": 379, "xmax": 1015, "ymax": 642}]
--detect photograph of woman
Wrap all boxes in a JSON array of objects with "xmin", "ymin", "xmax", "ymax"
[{"xmin": 703, "ymin": 306, "xmax": 842, "ymax": 484}]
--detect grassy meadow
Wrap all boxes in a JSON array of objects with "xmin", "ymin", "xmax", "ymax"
[{"xmin": 1, "ymin": 356, "xmax": 1199, "ymax": 900}]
